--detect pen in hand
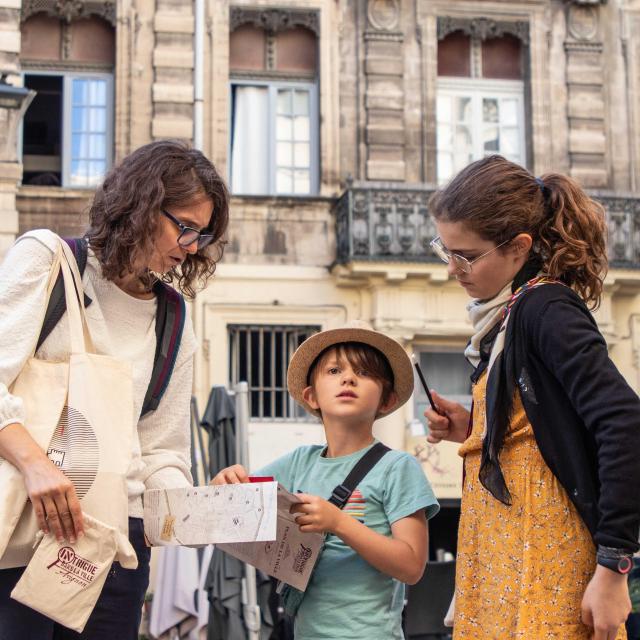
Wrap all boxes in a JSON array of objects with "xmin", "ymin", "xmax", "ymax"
[{"xmin": 411, "ymin": 354, "xmax": 443, "ymax": 416}]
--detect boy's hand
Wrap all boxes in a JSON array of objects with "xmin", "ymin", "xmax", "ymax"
[
  {"xmin": 210, "ymin": 464, "xmax": 249, "ymax": 485},
  {"xmin": 290, "ymin": 494, "xmax": 345, "ymax": 534}
]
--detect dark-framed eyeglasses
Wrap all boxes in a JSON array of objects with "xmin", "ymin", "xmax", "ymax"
[
  {"xmin": 429, "ymin": 236, "xmax": 514, "ymax": 274},
  {"xmin": 161, "ymin": 209, "xmax": 214, "ymax": 250}
]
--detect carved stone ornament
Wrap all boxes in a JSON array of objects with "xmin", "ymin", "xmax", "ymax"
[
  {"xmin": 230, "ymin": 7, "xmax": 319, "ymax": 36},
  {"xmin": 367, "ymin": 0, "xmax": 400, "ymax": 31},
  {"xmin": 21, "ymin": 0, "xmax": 116, "ymax": 26},
  {"xmin": 567, "ymin": 4, "xmax": 599, "ymax": 41},
  {"xmin": 437, "ymin": 16, "xmax": 530, "ymax": 46}
]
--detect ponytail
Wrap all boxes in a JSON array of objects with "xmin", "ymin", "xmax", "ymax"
[{"xmin": 536, "ymin": 173, "xmax": 607, "ymax": 309}]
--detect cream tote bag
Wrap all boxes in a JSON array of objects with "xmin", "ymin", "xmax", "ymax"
[{"xmin": 0, "ymin": 237, "xmax": 137, "ymax": 569}]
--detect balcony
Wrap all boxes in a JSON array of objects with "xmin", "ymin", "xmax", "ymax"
[{"xmin": 335, "ymin": 182, "xmax": 640, "ymax": 270}]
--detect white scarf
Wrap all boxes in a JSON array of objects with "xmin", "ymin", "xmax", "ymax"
[{"xmin": 464, "ymin": 282, "xmax": 513, "ymax": 370}]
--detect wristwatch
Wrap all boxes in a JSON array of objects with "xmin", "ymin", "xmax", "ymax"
[{"xmin": 596, "ymin": 545, "xmax": 634, "ymax": 575}]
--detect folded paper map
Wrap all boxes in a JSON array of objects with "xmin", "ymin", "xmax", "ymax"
[
  {"xmin": 143, "ymin": 482, "xmax": 278, "ymax": 545},
  {"xmin": 143, "ymin": 483, "xmax": 323, "ymax": 591},
  {"xmin": 217, "ymin": 484, "xmax": 324, "ymax": 591}
]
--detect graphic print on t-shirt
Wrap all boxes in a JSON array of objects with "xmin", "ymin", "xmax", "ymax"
[{"xmin": 343, "ymin": 489, "xmax": 366, "ymax": 522}]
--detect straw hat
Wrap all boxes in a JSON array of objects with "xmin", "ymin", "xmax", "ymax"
[{"xmin": 287, "ymin": 320, "xmax": 414, "ymax": 418}]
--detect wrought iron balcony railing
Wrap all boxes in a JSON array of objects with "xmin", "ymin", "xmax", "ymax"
[{"xmin": 335, "ymin": 182, "xmax": 640, "ymax": 270}]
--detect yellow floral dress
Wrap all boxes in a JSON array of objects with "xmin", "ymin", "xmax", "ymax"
[{"xmin": 453, "ymin": 373, "xmax": 627, "ymax": 640}]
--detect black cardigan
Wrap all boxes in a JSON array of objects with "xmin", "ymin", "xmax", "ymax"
[{"xmin": 483, "ymin": 283, "xmax": 640, "ymax": 552}]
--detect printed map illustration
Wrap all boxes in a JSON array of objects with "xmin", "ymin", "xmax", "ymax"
[{"xmin": 143, "ymin": 482, "xmax": 278, "ymax": 545}]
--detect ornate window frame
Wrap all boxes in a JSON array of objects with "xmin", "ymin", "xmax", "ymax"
[
  {"xmin": 417, "ymin": 5, "xmax": 551, "ymax": 182},
  {"xmin": 21, "ymin": 0, "xmax": 116, "ymax": 27}
]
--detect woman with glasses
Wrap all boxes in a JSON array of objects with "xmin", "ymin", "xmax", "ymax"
[
  {"xmin": 0, "ymin": 139, "xmax": 229, "ymax": 638},
  {"xmin": 424, "ymin": 155, "xmax": 639, "ymax": 640}
]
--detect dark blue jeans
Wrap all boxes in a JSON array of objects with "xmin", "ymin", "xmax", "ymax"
[{"xmin": 0, "ymin": 517, "xmax": 150, "ymax": 640}]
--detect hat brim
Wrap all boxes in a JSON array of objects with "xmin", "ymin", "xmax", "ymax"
[{"xmin": 287, "ymin": 327, "xmax": 414, "ymax": 418}]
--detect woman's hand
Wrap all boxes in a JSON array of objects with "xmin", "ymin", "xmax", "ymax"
[
  {"xmin": 23, "ymin": 454, "xmax": 83, "ymax": 543},
  {"xmin": 290, "ymin": 494, "xmax": 345, "ymax": 534},
  {"xmin": 581, "ymin": 564, "xmax": 631, "ymax": 640},
  {"xmin": 424, "ymin": 391, "xmax": 470, "ymax": 444},
  {"xmin": 0, "ymin": 422, "xmax": 83, "ymax": 543},
  {"xmin": 210, "ymin": 464, "xmax": 249, "ymax": 485}
]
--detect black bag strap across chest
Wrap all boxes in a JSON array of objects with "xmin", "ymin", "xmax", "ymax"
[
  {"xmin": 328, "ymin": 441, "xmax": 391, "ymax": 509},
  {"xmin": 36, "ymin": 237, "xmax": 186, "ymax": 417}
]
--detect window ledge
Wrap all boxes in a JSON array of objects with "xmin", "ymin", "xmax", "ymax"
[
  {"xmin": 231, "ymin": 193, "xmax": 335, "ymax": 206},
  {"xmin": 18, "ymin": 185, "xmax": 95, "ymax": 199}
]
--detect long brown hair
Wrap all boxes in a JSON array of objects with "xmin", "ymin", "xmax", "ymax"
[
  {"xmin": 429, "ymin": 155, "xmax": 608, "ymax": 308},
  {"xmin": 87, "ymin": 139, "xmax": 229, "ymax": 298}
]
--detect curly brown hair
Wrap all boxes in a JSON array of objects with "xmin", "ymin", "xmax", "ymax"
[
  {"xmin": 87, "ymin": 139, "xmax": 229, "ymax": 298},
  {"xmin": 429, "ymin": 155, "xmax": 608, "ymax": 308}
]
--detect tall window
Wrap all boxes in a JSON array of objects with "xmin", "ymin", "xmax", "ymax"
[
  {"xmin": 228, "ymin": 325, "xmax": 320, "ymax": 421},
  {"xmin": 229, "ymin": 19, "xmax": 319, "ymax": 196},
  {"xmin": 436, "ymin": 30, "xmax": 526, "ymax": 184},
  {"xmin": 20, "ymin": 13, "xmax": 115, "ymax": 187}
]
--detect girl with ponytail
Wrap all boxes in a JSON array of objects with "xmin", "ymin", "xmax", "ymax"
[{"xmin": 424, "ymin": 155, "xmax": 640, "ymax": 639}]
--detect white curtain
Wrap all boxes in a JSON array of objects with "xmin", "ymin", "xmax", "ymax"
[{"xmin": 231, "ymin": 86, "xmax": 269, "ymax": 195}]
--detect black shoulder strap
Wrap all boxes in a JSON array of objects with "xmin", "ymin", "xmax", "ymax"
[
  {"xmin": 328, "ymin": 442, "xmax": 391, "ymax": 509},
  {"xmin": 140, "ymin": 281, "xmax": 186, "ymax": 418},
  {"xmin": 37, "ymin": 237, "xmax": 91, "ymax": 351}
]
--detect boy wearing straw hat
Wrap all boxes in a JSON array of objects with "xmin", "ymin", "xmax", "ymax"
[{"xmin": 212, "ymin": 322, "xmax": 439, "ymax": 639}]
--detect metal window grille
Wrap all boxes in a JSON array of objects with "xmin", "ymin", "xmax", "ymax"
[{"xmin": 228, "ymin": 324, "xmax": 321, "ymax": 421}]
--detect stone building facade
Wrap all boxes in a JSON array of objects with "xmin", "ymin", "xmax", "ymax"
[{"xmin": 1, "ymin": 1, "xmax": 640, "ymax": 521}]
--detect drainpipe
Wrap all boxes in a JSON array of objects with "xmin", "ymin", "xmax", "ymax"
[
  {"xmin": 191, "ymin": 0, "xmax": 205, "ymax": 428},
  {"xmin": 193, "ymin": 0, "xmax": 204, "ymax": 151}
]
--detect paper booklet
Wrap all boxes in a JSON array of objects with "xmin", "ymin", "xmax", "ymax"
[{"xmin": 143, "ymin": 482, "xmax": 323, "ymax": 591}]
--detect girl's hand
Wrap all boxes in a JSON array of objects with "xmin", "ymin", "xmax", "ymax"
[
  {"xmin": 210, "ymin": 464, "xmax": 249, "ymax": 485},
  {"xmin": 290, "ymin": 494, "xmax": 345, "ymax": 534},
  {"xmin": 581, "ymin": 564, "xmax": 631, "ymax": 640},
  {"xmin": 424, "ymin": 391, "xmax": 470, "ymax": 444}
]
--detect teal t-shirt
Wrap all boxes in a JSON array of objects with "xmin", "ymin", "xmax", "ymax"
[{"xmin": 257, "ymin": 442, "xmax": 440, "ymax": 640}]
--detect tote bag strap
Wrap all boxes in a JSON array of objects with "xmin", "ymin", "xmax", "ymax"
[
  {"xmin": 25, "ymin": 245, "xmax": 64, "ymax": 360},
  {"xmin": 37, "ymin": 238, "xmax": 92, "ymax": 352},
  {"xmin": 58, "ymin": 240, "xmax": 95, "ymax": 355}
]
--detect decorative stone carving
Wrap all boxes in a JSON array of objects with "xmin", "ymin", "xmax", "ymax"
[
  {"xmin": 437, "ymin": 16, "xmax": 530, "ymax": 46},
  {"xmin": 363, "ymin": 31, "xmax": 403, "ymax": 43},
  {"xmin": 567, "ymin": 4, "xmax": 598, "ymax": 41},
  {"xmin": 367, "ymin": 0, "xmax": 400, "ymax": 32},
  {"xmin": 21, "ymin": 0, "xmax": 116, "ymax": 27},
  {"xmin": 230, "ymin": 7, "xmax": 319, "ymax": 36},
  {"xmin": 563, "ymin": 1, "xmax": 606, "ymax": 187}
]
